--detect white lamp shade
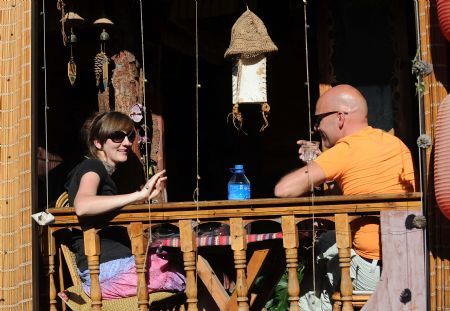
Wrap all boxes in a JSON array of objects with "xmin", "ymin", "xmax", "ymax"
[{"xmin": 232, "ymin": 55, "xmax": 267, "ymax": 104}]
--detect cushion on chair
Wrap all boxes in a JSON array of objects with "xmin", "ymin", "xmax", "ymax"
[
  {"xmin": 58, "ymin": 237, "xmax": 183, "ymax": 309},
  {"xmin": 58, "ymin": 285, "xmax": 180, "ymax": 310}
]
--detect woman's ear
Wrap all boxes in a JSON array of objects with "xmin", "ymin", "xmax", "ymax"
[{"xmin": 94, "ymin": 140, "xmax": 103, "ymax": 150}]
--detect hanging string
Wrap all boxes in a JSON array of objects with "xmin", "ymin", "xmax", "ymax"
[
  {"xmin": 241, "ymin": 0, "xmax": 249, "ymax": 11},
  {"xmin": 70, "ymin": 40, "xmax": 74, "ymax": 61},
  {"xmin": 302, "ymin": 0, "xmax": 318, "ymax": 298},
  {"xmin": 193, "ymin": 0, "xmax": 201, "ymax": 287},
  {"xmin": 136, "ymin": 0, "xmax": 154, "ymax": 300},
  {"xmin": 41, "ymin": 0, "xmax": 50, "ymax": 216},
  {"xmin": 135, "ymin": 0, "xmax": 202, "ymax": 298},
  {"xmin": 303, "ymin": 1, "xmax": 313, "ymax": 143},
  {"xmin": 40, "ymin": 3, "xmax": 56, "ymax": 308},
  {"xmin": 412, "ymin": 0, "xmax": 429, "ymax": 309},
  {"xmin": 138, "ymin": 0, "xmax": 150, "ymax": 200},
  {"xmin": 194, "ymin": 0, "xmax": 200, "ymax": 203}
]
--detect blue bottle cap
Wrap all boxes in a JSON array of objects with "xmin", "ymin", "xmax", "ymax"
[{"xmin": 230, "ymin": 164, "xmax": 244, "ymax": 173}]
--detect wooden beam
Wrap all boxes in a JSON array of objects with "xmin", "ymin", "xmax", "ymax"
[{"xmin": 197, "ymin": 255, "xmax": 230, "ymax": 311}]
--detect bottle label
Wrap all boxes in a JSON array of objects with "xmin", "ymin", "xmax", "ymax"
[{"xmin": 228, "ymin": 184, "xmax": 251, "ymax": 200}]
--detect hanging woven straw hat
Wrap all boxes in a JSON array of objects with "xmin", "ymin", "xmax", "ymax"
[{"xmin": 224, "ymin": 9, "xmax": 278, "ymax": 59}]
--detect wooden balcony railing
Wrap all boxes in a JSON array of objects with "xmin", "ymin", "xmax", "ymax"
[{"xmin": 45, "ymin": 193, "xmax": 425, "ymax": 311}]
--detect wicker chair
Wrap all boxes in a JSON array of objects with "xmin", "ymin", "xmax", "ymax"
[{"xmin": 53, "ymin": 192, "xmax": 185, "ymax": 310}]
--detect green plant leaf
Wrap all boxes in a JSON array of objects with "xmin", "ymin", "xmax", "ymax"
[{"xmin": 265, "ymin": 263, "xmax": 305, "ymax": 311}]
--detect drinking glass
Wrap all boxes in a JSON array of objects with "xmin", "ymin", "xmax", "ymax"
[{"xmin": 300, "ymin": 141, "xmax": 320, "ymax": 162}]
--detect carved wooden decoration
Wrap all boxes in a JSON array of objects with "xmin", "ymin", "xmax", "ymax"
[
  {"xmin": 83, "ymin": 228, "xmax": 102, "ymax": 310},
  {"xmin": 335, "ymin": 213, "xmax": 353, "ymax": 311},
  {"xmin": 47, "ymin": 229, "xmax": 57, "ymax": 311},
  {"xmin": 230, "ymin": 218, "xmax": 249, "ymax": 311},
  {"xmin": 129, "ymin": 222, "xmax": 149, "ymax": 310},
  {"xmin": 111, "ymin": 51, "xmax": 141, "ymax": 114},
  {"xmin": 282, "ymin": 216, "xmax": 300, "ymax": 311},
  {"xmin": 179, "ymin": 220, "xmax": 198, "ymax": 311}
]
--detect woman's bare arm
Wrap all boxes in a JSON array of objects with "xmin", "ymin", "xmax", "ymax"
[{"xmin": 74, "ymin": 170, "xmax": 166, "ymax": 216}]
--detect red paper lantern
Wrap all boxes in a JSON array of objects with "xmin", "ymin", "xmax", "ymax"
[
  {"xmin": 435, "ymin": 94, "xmax": 450, "ymax": 219},
  {"xmin": 437, "ymin": 0, "xmax": 450, "ymax": 41}
]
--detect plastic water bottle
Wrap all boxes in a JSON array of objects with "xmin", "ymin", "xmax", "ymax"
[{"xmin": 228, "ymin": 164, "xmax": 251, "ymax": 200}]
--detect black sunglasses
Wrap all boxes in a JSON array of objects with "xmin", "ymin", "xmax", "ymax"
[
  {"xmin": 313, "ymin": 111, "xmax": 348, "ymax": 131},
  {"xmin": 109, "ymin": 130, "xmax": 136, "ymax": 143}
]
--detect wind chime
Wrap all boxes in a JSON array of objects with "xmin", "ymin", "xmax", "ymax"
[
  {"xmin": 94, "ymin": 17, "xmax": 114, "ymax": 112},
  {"xmin": 67, "ymin": 27, "xmax": 77, "ymax": 86},
  {"xmin": 64, "ymin": 12, "xmax": 84, "ymax": 86},
  {"xmin": 224, "ymin": 8, "xmax": 278, "ymax": 132}
]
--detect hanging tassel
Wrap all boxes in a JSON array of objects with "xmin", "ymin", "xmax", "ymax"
[
  {"xmin": 67, "ymin": 58, "xmax": 77, "ymax": 86},
  {"xmin": 260, "ymin": 102, "xmax": 270, "ymax": 132},
  {"xmin": 227, "ymin": 103, "xmax": 247, "ymax": 135}
]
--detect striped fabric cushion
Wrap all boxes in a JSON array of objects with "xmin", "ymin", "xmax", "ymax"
[{"xmin": 153, "ymin": 232, "xmax": 283, "ymax": 248}]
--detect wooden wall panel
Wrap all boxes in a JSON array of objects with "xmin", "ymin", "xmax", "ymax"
[{"xmin": 362, "ymin": 211, "xmax": 426, "ymax": 311}]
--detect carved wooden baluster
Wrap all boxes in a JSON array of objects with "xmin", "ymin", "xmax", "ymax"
[
  {"xmin": 335, "ymin": 213, "xmax": 353, "ymax": 311},
  {"xmin": 130, "ymin": 222, "xmax": 149, "ymax": 310},
  {"xmin": 179, "ymin": 220, "xmax": 198, "ymax": 311},
  {"xmin": 83, "ymin": 228, "xmax": 102, "ymax": 310},
  {"xmin": 230, "ymin": 218, "xmax": 249, "ymax": 311},
  {"xmin": 282, "ymin": 216, "xmax": 300, "ymax": 311},
  {"xmin": 47, "ymin": 228, "xmax": 57, "ymax": 311}
]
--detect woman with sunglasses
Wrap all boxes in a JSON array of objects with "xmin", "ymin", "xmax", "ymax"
[{"xmin": 65, "ymin": 111, "xmax": 185, "ymax": 300}]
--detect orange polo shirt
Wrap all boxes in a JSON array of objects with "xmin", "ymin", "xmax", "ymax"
[{"xmin": 315, "ymin": 126, "xmax": 415, "ymax": 259}]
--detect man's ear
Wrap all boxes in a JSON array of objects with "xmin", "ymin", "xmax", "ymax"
[
  {"xmin": 94, "ymin": 140, "xmax": 103, "ymax": 150},
  {"xmin": 338, "ymin": 112, "xmax": 345, "ymax": 129}
]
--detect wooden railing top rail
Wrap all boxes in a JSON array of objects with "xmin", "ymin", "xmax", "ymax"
[{"xmin": 49, "ymin": 193, "xmax": 421, "ymax": 226}]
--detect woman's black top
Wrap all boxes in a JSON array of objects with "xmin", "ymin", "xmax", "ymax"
[{"xmin": 65, "ymin": 158, "xmax": 132, "ymax": 272}]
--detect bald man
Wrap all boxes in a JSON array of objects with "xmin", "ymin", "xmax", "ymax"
[{"xmin": 275, "ymin": 85, "xmax": 415, "ymax": 310}]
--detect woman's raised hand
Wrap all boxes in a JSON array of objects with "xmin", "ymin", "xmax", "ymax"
[{"xmin": 140, "ymin": 170, "xmax": 167, "ymax": 201}]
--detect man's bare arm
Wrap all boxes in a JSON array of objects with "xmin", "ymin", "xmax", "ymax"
[{"xmin": 274, "ymin": 162, "xmax": 326, "ymax": 197}]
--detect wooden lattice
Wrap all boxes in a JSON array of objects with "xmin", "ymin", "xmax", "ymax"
[
  {"xmin": 418, "ymin": 0, "xmax": 450, "ymax": 310},
  {"xmin": 0, "ymin": 0, "xmax": 33, "ymax": 310}
]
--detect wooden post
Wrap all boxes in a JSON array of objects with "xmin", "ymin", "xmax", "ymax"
[
  {"xmin": 179, "ymin": 220, "xmax": 198, "ymax": 311},
  {"xmin": 130, "ymin": 222, "xmax": 149, "ymax": 310},
  {"xmin": 282, "ymin": 216, "xmax": 300, "ymax": 311},
  {"xmin": 47, "ymin": 229, "xmax": 57, "ymax": 311},
  {"xmin": 83, "ymin": 228, "xmax": 102, "ymax": 310},
  {"xmin": 335, "ymin": 213, "xmax": 353, "ymax": 311},
  {"xmin": 230, "ymin": 218, "xmax": 249, "ymax": 311}
]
